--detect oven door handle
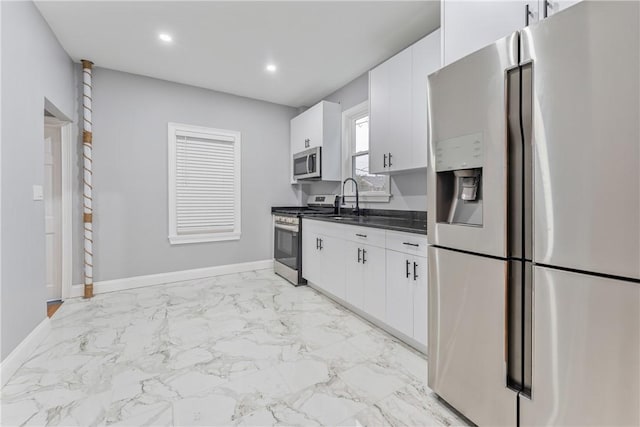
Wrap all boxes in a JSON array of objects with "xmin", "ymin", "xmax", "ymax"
[{"xmin": 275, "ymin": 223, "xmax": 299, "ymax": 233}]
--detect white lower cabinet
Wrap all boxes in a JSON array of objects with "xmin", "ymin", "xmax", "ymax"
[
  {"xmin": 385, "ymin": 250, "xmax": 414, "ymax": 337},
  {"xmin": 302, "ymin": 218, "xmax": 427, "ymax": 352},
  {"xmin": 302, "ymin": 220, "xmax": 345, "ymax": 300},
  {"xmin": 386, "ymin": 250, "xmax": 428, "ymax": 347},
  {"xmin": 345, "ymin": 241, "xmax": 386, "ymax": 322},
  {"xmin": 321, "ymin": 235, "xmax": 346, "ymax": 300},
  {"xmin": 412, "ymin": 255, "xmax": 428, "ymax": 347},
  {"xmin": 302, "ymin": 229, "xmax": 322, "ymax": 285},
  {"xmin": 345, "ymin": 240, "xmax": 365, "ymax": 309}
]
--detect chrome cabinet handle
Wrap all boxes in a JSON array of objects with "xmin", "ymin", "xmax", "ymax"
[
  {"xmin": 388, "ymin": 152, "xmax": 392, "ymax": 167},
  {"xmin": 362, "ymin": 249, "xmax": 367, "ymax": 264},
  {"xmin": 403, "ymin": 242, "xmax": 419, "ymax": 247},
  {"xmin": 357, "ymin": 248, "xmax": 362, "ymax": 263},
  {"xmin": 319, "ymin": 238, "xmax": 323, "ymax": 250},
  {"xmin": 383, "ymin": 154, "xmax": 387, "ymax": 168},
  {"xmin": 316, "ymin": 237, "xmax": 319, "ymax": 250},
  {"xmin": 356, "ymin": 233, "xmax": 367, "ymax": 238},
  {"xmin": 413, "ymin": 262, "xmax": 418, "ymax": 280},
  {"xmin": 406, "ymin": 260, "xmax": 410, "ymax": 278}
]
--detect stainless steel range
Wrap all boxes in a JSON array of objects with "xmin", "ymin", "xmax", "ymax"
[{"xmin": 272, "ymin": 195, "xmax": 338, "ymax": 285}]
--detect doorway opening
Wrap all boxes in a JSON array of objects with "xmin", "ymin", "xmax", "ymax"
[{"xmin": 43, "ymin": 104, "xmax": 72, "ymax": 314}]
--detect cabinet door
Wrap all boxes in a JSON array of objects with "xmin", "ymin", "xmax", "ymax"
[
  {"xmin": 320, "ymin": 235, "xmax": 346, "ymax": 300},
  {"xmin": 385, "ymin": 250, "xmax": 413, "ymax": 337},
  {"xmin": 411, "ymin": 29, "xmax": 441, "ymax": 170},
  {"xmin": 411, "ymin": 255, "xmax": 428, "ymax": 347},
  {"xmin": 345, "ymin": 240, "xmax": 364, "ymax": 309},
  {"xmin": 302, "ymin": 230, "xmax": 321, "ymax": 285},
  {"xmin": 291, "ymin": 113, "xmax": 307, "ymax": 156},
  {"xmin": 442, "ymin": 0, "xmax": 539, "ymax": 67},
  {"xmin": 369, "ymin": 62, "xmax": 390, "ymax": 174},
  {"xmin": 369, "ymin": 48, "xmax": 412, "ymax": 173},
  {"xmin": 544, "ymin": 0, "xmax": 581, "ymax": 17},
  {"xmin": 385, "ymin": 48, "xmax": 413, "ymax": 171},
  {"xmin": 362, "ymin": 244, "xmax": 386, "ymax": 322},
  {"xmin": 291, "ymin": 103, "xmax": 323, "ymax": 153},
  {"xmin": 303, "ymin": 102, "xmax": 324, "ymax": 149}
]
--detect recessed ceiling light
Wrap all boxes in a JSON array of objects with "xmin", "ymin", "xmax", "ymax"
[
  {"xmin": 266, "ymin": 64, "xmax": 277, "ymax": 73},
  {"xmin": 158, "ymin": 33, "xmax": 173, "ymax": 43}
]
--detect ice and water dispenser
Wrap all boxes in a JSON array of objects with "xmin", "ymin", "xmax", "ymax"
[{"xmin": 434, "ymin": 133, "xmax": 483, "ymax": 226}]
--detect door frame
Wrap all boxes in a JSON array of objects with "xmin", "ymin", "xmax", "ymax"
[{"xmin": 44, "ymin": 116, "xmax": 73, "ymax": 300}]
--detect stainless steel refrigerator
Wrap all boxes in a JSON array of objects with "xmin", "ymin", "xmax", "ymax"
[{"xmin": 426, "ymin": 2, "xmax": 639, "ymax": 426}]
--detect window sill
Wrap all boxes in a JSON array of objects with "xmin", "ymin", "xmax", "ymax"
[
  {"xmin": 343, "ymin": 193, "xmax": 392, "ymax": 203},
  {"xmin": 169, "ymin": 232, "xmax": 241, "ymax": 245}
]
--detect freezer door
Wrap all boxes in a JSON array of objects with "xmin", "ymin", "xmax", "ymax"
[
  {"xmin": 427, "ymin": 33, "xmax": 518, "ymax": 258},
  {"xmin": 521, "ymin": 1, "xmax": 640, "ymax": 279},
  {"xmin": 428, "ymin": 246, "xmax": 517, "ymax": 426},
  {"xmin": 520, "ymin": 266, "xmax": 639, "ymax": 426}
]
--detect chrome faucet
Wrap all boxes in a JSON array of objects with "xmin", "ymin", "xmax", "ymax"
[{"xmin": 342, "ymin": 177, "xmax": 360, "ymax": 216}]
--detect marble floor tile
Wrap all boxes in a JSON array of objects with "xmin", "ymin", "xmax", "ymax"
[{"xmin": 1, "ymin": 270, "xmax": 469, "ymax": 426}]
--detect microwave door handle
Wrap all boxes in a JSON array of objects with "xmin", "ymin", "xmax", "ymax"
[{"xmin": 306, "ymin": 155, "xmax": 311, "ymax": 174}]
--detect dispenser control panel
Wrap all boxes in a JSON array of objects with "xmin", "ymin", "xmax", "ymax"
[{"xmin": 434, "ymin": 132, "xmax": 483, "ymax": 172}]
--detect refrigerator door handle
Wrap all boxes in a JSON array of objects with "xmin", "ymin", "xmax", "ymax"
[
  {"xmin": 506, "ymin": 62, "xmax": 534, "ymax": 261},
  {"xmin": 506, "ymin": 260, "xmax": 533, "ymax": 397}
]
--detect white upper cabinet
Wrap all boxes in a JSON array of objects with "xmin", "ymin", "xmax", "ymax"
[
  {"xmin": 442, "ymin": 0, "xmax": 583, "ymax": 67},
  {"xmin": 411, "ymin": 31, "xmax": 442, "ymax": 170},
  {"xmin": 442, "ymin": 0, "xmax": 539, "ymax": 67},
  {"xmin": 544, "ymin": 0, "xmax": 582, "ymax": 17},
  {"xmin": 369, "ymin": 29, "xmax": 441, "ymax": 174},
  {"xmin": 291, "ymin": 103, "xmax": 321, "ymax": 154},
  {"xmin": 290, "ymin": 100, "xmax": 342, "ymax": 183}
]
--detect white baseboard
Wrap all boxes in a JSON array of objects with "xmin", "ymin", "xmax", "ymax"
[
  {"xmin": 69, "ymin": 259, "xmax": 274, "ymax": 298},
  {"xmin": 1, "ymin": 318, "xmax": 51, "ymax": 387}
]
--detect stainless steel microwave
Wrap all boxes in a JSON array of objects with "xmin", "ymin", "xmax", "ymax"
[{"xmin": 293, "ymin": 146, "xmax": 321, "ymax": 180}]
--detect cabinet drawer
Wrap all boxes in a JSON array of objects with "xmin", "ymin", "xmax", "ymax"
[
  {"xmin": 344, "ymin": 225, "xmax": 386, "ymax": 248},
  {"xmin": 302, "ymin": 218, "xmax": 345, "ymax": 239},
  {"xmin": 386, "ymin": 230, "xmax": 428, "ymax": 256}
]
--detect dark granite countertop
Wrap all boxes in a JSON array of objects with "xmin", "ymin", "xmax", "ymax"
[{"xmin": 304, "ymin": 209, "xmax": 427, "ymax": 235}]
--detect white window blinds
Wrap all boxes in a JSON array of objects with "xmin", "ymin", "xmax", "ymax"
[{"xmin": 168, "ymin": 123, "xmax": 241, "ymax": 244}]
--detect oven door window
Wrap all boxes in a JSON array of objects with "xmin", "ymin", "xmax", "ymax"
[
  {"xmin": 293, "ymin": 155, "xmax": 308, "ymax": 176},
  {"xmin": 274, "ymin": 226, "xmax": 298, "ymax": 270}
]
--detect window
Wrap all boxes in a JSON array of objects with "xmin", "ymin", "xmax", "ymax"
[
  {"xmin": 168, "ymin": 123, "xmax": 241, "ymax": 244},
  {"xmin": 342, "ymin": 101, "xmax": 390, "ymax": 202}
]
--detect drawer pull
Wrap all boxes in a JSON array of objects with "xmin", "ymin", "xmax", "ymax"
[
  {"xmin": 403, "ymin": 242, "xmax": 419, "ymax": 247},
  {"xmin": 356, "ymin": 233, "xmax": 367, "ymax": 238}
]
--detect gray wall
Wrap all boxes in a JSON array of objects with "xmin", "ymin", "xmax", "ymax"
[
  {"xmin": 304, "ymin": 73, "xmax": 428, "ymax": 211},
  {"xmin": 75, "ymin": 68, "xmax": 299, "ymax": 283},
  {"xmin": 1, "ymin": 1, "xmax": 77, "ymax": 360}
]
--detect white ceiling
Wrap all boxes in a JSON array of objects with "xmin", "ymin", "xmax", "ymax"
[{"xmin": 36, "ymin": 1, "xmax": 440, "ymax": 107}]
